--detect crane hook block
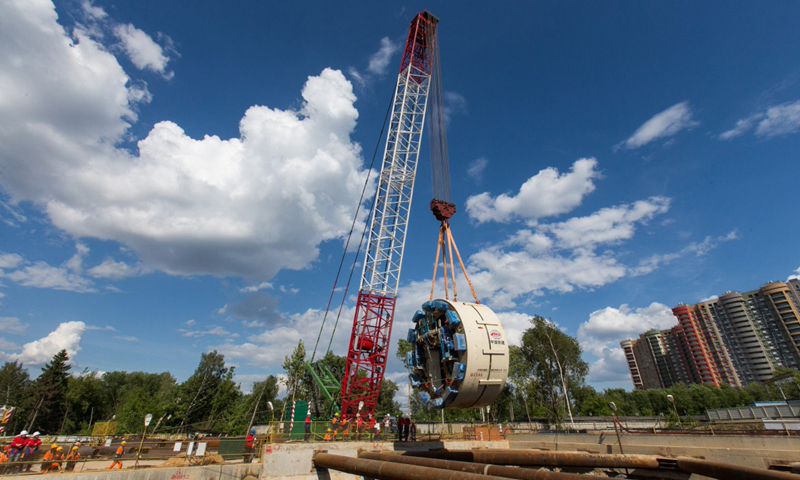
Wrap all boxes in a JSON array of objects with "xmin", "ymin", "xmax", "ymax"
[{"xmin": 408, "ymin": 299, "xmax": 509, "ymax": 408}]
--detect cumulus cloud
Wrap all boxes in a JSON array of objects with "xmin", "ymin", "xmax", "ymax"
[
  {"xmin": 542, "ymin": 197, "xmax": 670, "ymax": 249},
  {"xmin": 6, "ymin": 321, "xmax": 86, "ymax": 365},
  {"xmin": 466, "ymin": 158, "xmax": 600, "ymax": 224},
  {"xmin": 0, "ymin": 253, "xmax": 25, "ymax": 270},
  {"xmin": 113, "ymin": 23, "xmax": 172, "ymax": 77},
  {"xmin": 578, "ymin": 302, "xmax": 675, "ymax": 356},
  {"xmin": 579, "ymin": 303, "xmax": 677, "ymax": 386},
  {"xmin": 789, "ymin": 266, "xmax": 800, "ymax": 281},
  {"xmin": 616, "ymin": 101, "xmax": 699, "ymax": 150},
  {"xmin": 0, "ymin": 1, "xmax": 373, "ymax": 280}
]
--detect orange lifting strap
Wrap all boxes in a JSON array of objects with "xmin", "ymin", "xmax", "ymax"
[{"xmin": 429, "ymin": 220, "xmax": 479, "ymax": 303}]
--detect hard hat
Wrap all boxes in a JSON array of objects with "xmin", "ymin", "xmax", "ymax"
[
  {"xmin": 327, "ymin": 428, "xmax": 331, "ymax": 432},
  {"xmin": 250, "ymin": 428, "xmax": 256, "ymax": 433},
  {"xmin": 121, "ymin": 441, "xmax": 127, "ymax": 445},
  {"xmin": 20, "ymin": 430, "xmax": 27, "ymax": 435},
  {"xmin": 57, "ymin": 446, "xmax": 63, "ymax": 451},
  {"xmin": 33, "ymin": 432, "xmax": 40, "ymax": 436},
  {"xmin": 72, "ymin": 446, "xmax": 78, "ymax": 450},
  {"xmin": 334, "ymin": 412, "xmax": 339, "ymax": 416},
  {"xmin": 51, "ymin": 444, "xmax": 58, "ymax": 449}
]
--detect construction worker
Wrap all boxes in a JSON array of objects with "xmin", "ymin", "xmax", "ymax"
[
  {"xmin": 54, "ymin": 446, "xmax": 65, "ymax": 472},
  {"xmin": 22, "ymin": 432, "xmax": 41, "ymax": 472},
  {"xmin": 0, "ymin": 445, "xmax": 9, "ymax": 475},
  {"xmin": 243, "ymin": 429, "xmax": 255, "ymax": 463},
  {"xmin": 40, "ymin": 444, "xmax": 57, "ymax": 473},
  {"xmin": 9, "ymin": 430, "xmax": 27, "ymax": 472},
  {"xmin": 323, "ymin": 429, "xmax": 332, "ymax": 441},
  {"xmin": 107, "ymin": 441, "xmax": 125, "ymax": 469},
  {"xmin": 304, "ymin": 414, "xmax": 312, "ymax": 442},
  {"xmin": 331, "ymin": 412, "xmax": 340, "ymax": 440},
  {"xmin": 65, "ymin": 446, "xmax": 80, "ymax": 471}
]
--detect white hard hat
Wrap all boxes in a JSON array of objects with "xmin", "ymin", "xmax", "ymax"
[
  {"xmin": 20, "ymin": 430, "xmax": 28, "ymax": 435},
  {"xmin": 33, "ymin": 432, "xmax": 40, "ymax": 436}
]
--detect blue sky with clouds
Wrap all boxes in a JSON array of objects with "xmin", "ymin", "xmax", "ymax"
[{"xmin": 1, "ymin": 0, "xmax": 799, "ymax": 398}]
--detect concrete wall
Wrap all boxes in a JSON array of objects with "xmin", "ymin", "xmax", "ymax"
[{"xmin": 29, "ymin": 463, "xmax": 261, "ymax": 480}]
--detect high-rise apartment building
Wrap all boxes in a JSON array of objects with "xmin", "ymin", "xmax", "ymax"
[{"xmin": 621, "ymin": 277, "xmax": 800, "ymax": 389}]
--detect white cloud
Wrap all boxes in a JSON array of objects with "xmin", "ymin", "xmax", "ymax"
[
  {"xmin": 367, "ymin": 37, "xmax": 398, "ymax": 75},
  {"xmin": 719, "ymin": 113, "xmax": 764, "ymax": 140},
  {"xmin": 467, "ymin": 157, "xmax": 488, "ymax": 183},
  {"xmin": 789, "ymin": 267, "xmax": 800, "ymax": 281},
  {"xmin": 114, "ymin": 335, "xmax": 138, "ymax": 342},
  {"xmin": 113, "ymin": 23, "xmax": 172, "ymax": 76},
  {"xmin": 756, "ymin": 100, "xmax": 800, "ymax": 137},
  {"xmin": 543, "ymin": 197, "xmax": 670, "ymax": 249},
  {"xmin": 64, "ymin": 243, "xmax": 90, "ymax": 274},
  {"xmin": 240, "ymin": 282, "xmax": 273, "ymax": 293},
  {"xmin": 0, "ymin": 253, "xmax": 24, "ymax": 270},
  {"xmin": 0, "ymin": 317, "xmax": 28, "ymax": 334},
  {"xmin": 578, "ymin": 302, "xmax": 675, "ymax": 356},
  {"xmin": 721, "ymin": 100, "xmax": 800, "ymax": 140},
  {"xmin": 444, "ymin": 91, "xmax": 467, "ymax": 124},
  {"xmin": 586, "ymin": 347, "xmax": 631, "ymax": 384},
  {"xmin": 0, "ymin": 2, "xmax": 373, "ymax": 280},
  {"xmin": 466, "ymin": 158, "xmax": 600, "ymax": 224},
  {"xmin": 180, "ymin": 325, "xmax": 237, "ymax": 338},
  {"xmin": 4, "ymin": 261, "xmax": 95, "ymax": 293},
  {"xmin": 7, "ymin": 321, "xmax": 86, "ymax": 365},
  {"xmin": 616, "ymin": 101, "xmax": 698, "ymax": 150},
  {"xmin": 631, "ymin": 230, "xmax": 738, "ymax": 276},
  {"xmin": 87, "ymin": 258, "xmax": 145, "ymax": 279}
]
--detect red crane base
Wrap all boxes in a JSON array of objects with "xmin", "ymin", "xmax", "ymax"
[{"xmin": 340, "ymin": 291, "xmax": 396, "ymax": 419}]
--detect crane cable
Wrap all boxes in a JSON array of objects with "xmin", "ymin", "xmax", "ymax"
[
  {"xmin": 310, "ymin": 89, "xmax": 395, "ymax": 363},
  {"xmin": 425, "ymin": 20, "xmax": 479, "ymax": 304}
]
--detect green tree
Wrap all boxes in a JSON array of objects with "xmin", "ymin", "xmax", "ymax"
[
  {"xmin": 25, "ymin": 350, "xmax": 71, "ymax": 433},
  {"xmin": 64, "ymin": 370, "xmax": 109, "ymax": 434},
  {"xmin": 376, "ymin": 378, "xmax": 401, "ymax": 416},
  {"xmin": 517, "ymin": 316, "xmax": 588, "ymax": 426},
  {"xmin": 0, "ymin": 361, "xmax": 31, "ymax": 433},
  {"xmin": 282, "ymin": 340, "xmax": 308, "ymax": 402},
  {"xmin": 175, "ymin": 351, "xmax": 238, "ymax": 432}
]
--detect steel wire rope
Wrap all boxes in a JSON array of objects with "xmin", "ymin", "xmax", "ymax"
[{"xmin": 309, "ymin": 89, "xmax": 396, "ymax": 362}]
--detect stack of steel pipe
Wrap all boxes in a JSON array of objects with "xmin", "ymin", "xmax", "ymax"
[{"xmin": 313, "ymin": 449, "xmax": 800, "ymax": 480}]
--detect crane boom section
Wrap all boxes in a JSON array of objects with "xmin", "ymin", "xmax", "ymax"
[{"xmin": 341, "ymin": 11, "xmax": 439, "ymax": 419}]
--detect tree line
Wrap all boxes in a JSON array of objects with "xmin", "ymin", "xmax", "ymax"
[{"xmin": 0, "ymin": 349, "xmax": 280, "ymax": 436}]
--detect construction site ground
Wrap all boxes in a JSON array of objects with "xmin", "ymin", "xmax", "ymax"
[{"xmin": 11, "ymin": 432, "xmax": 800, "ymax": 480}]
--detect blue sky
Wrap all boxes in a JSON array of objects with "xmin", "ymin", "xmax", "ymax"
[{"xmin": 1, "ymin": 0, "xmax": 799, "ymax": 399}]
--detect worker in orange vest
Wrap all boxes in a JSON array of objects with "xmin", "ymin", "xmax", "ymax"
[
  {"xmin": 40, "ymin": 445, "xmax": 58, "ymax": 473},
  {"xmin": 107, "ymin": 441, "xmax": 125, "ymax": 469},
  {"xmin": 65, "ymin": 446, "xmax": 81, "ymax": 471},
  {"xmin": 243, "ymin": 429, "xmax": 255, "ymax": 463}
]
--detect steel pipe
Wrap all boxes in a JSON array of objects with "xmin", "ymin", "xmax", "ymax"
[
  {"xmin": 674, "ymin": 456, "xmax": 800, "ymax": 480},
  {"xmin": 360, "ymin": 451, "xmax": 602, "ymax": 480},
  {"xmin": 403, "ymin": 449, "xmax": 665, "ymax": 469},
  {"xmin": 314, "ymin": 452, "xmax": 507, "ymax": 480}
]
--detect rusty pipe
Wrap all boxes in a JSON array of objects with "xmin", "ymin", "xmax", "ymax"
[
  {"xmin": 674, "ymin": 457, "xmax": 800, "ymax": 480},
  {"xmin": 314, "ymin": 452, "xmax": 512, "ymax": 480},
  {"xmin": 403, "ymin": 449, "xmax": 665, "ymax": 470},
  {"xmin": 360, "ymin": 451, "xmax": 602, "ymax": 480}
]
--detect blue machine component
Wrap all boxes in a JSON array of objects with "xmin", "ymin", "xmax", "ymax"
[
  {"xmin": 407, "ymin": 351, "xmax": 416, "ymax": 368},
  {"xmin": 429, "ymin": 397, "xmax": 444, "ymax": 407},
  {"xmin": 419, "ymin": 391, "xmax": 431, "ymax": 404},
  {"xmin": 407, "ymin": 328, "xmax": 416, "ymax": 343},
  {"xmin": 454, "ymin": 333, "xmax": 466, "ymax": 351},
  {"xmin": 446, "ymin": 310, "xmax": 461, "ymax": 325},
  {"xmin": 412, "ymin": 310, "xmax": 425, "ymax": 323},
  {"xmin": 439, "ymin": 327, "xmax": 454, "ymax": 358},
  {"xmin": 409, "ymin": 373, "xmax": 421, "ymax": 388},
  {"xmin": 444, "ymin": 387, "xmax": 459, "ymax": 404},
  {"xmin": 453, "ymin": 362, "xmax": 466, "ymax": 380},
  {"xmin": 422, "ymin": 300, "xmax": 436, "ymax": 312}
]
